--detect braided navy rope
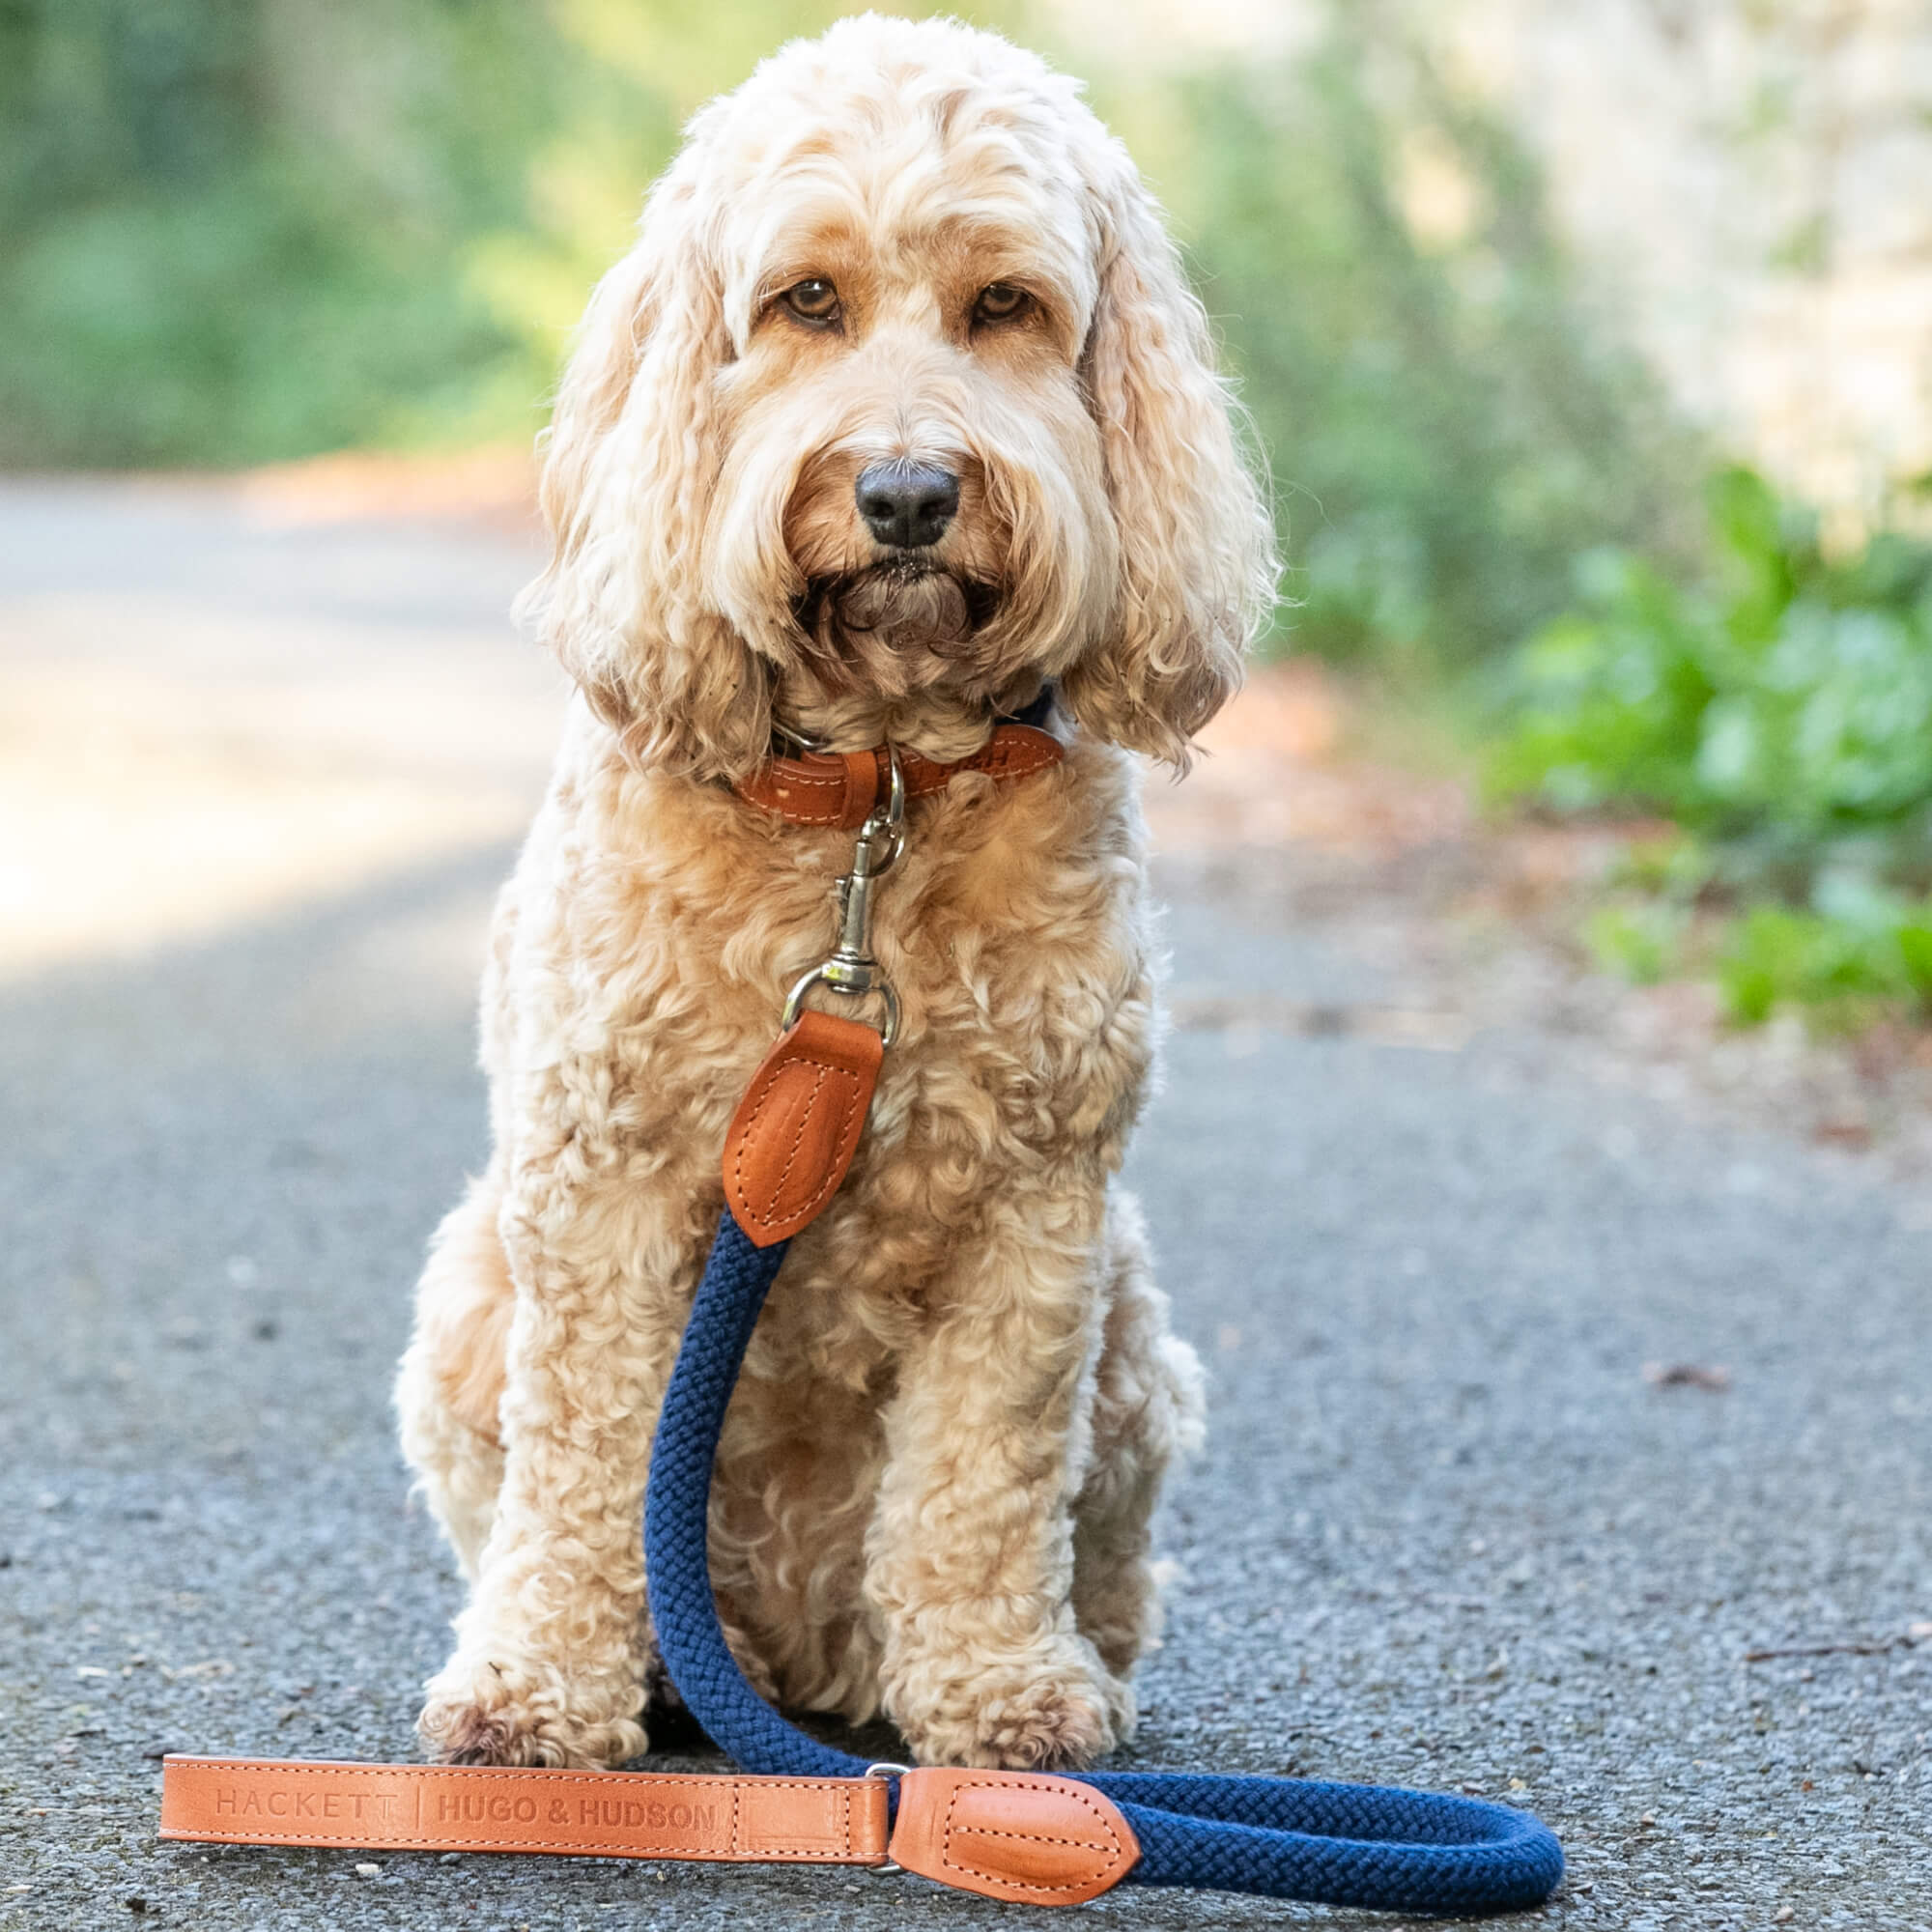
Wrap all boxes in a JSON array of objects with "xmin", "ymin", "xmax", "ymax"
[
  {"xmin": 642, "ymin": 1220, "xmax": 860, "ymax": 1783},
  {"xmin": 644, "ymin": 1210, "xmax": 1564, "ymax": 1913}
]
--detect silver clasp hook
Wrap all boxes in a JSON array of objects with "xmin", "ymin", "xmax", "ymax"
[
  {"xmin": 781, "ymin": 747, "xmax": 905, "ymax": 1045},
  {"xmin": 862, "ymin": 1762, "xmax": 910, "ymax": 1875}
]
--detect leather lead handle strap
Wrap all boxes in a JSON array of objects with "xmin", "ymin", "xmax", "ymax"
[
  {"xmin": 156, "ymin": 1758, "xmax": 1139, "ymax": 1904},
  {"xmin": 158, "ymin": 1758, "xmax": 889, "ymax": 1864}
]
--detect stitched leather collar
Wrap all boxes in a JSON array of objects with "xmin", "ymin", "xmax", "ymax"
[{"xmin": 736, "ymin": 692, "xmax": 1064, "ymax": 830}]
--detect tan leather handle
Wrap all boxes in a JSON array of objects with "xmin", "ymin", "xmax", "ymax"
[
  {"xmin": 158, "ymin": 1757, "xmax": 889, "ymax": 1864},
  {"xmin": 157, "ymin": 1758, "xmax": 1139, "ymax": 1903}
]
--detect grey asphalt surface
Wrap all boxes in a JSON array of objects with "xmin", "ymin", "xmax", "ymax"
[{"xmin": 2, "ymin": 483, "xmax": 1928, "ymax": 1930}]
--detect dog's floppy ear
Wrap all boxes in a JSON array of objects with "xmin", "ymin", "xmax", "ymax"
[
  {"xmin": 518, "ymin": 139, "xmax": 769, "ymax": 780},
  {"xmin": 1059, "ymin": 156, "xmax": 1278, "ymax": 769}
]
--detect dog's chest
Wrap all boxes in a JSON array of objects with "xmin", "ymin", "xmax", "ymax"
[{"xmin": 519, "ymin": 737, "xmax": 1154, "ymax": 1253}]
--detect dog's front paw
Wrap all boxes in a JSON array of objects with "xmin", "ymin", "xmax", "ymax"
[
  {"xmin": 418, "ymin": 1646, "xmax": 647, "ymax": 1769},
  {"xmin": 890, "ymin": 1634, "xmax": 1123, "ymax": 1771}
]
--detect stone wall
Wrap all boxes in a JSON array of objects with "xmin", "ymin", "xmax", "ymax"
[
  {"xmin": 1443, "ymin": 0, "xmax": 1932, "ymax": 534},
  {"xmin": 1063, "ymin": 0, "xmax": 1932, "ymax": 532}
]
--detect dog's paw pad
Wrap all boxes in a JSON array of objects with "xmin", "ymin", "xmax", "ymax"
[
  {"xmin": 895, "ymin": 1643, "xmax": 1122, "ymax": 1772},
  {"xmin": 425, "ymin": 1709, "xmax": 559, "ymax": 1768},
  {"xmin": 418, "ymin": 1656, "xmax": 646, "ymax": 1769},
  {"xmin": 974, "ymin": 1677, "xmax": 1117, "ymax": 1771}
]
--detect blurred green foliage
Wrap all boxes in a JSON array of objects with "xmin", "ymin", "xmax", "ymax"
[
  {"xmin": 1715, "ymin": 898, "xmax": 1932, "ymax": 1028},
  {"xmin": 1491, "ymin": 468, "xmax": 1932, "ymax": 870},
  {"xmin": 0, "ymin": 0, "xmax": 983, "ymax": 464},
  {"xmin": 1492, "ymin": 467, "xmax": 1932, "ymax": 1024},
  {"xmin": 1124, "ymin": 30, "xmax": 1694, "ymax": 668},
  {"xmin": 0, "ymin": 0, "xmax": 578, "ymax": 463},
  {"xmin": 1580, "ymin": 862, "xmax": 1932, "ymax": 1028},
  {"xmin": 1582, "ymin": 900, "xmax": 1687, "ymax": 988}
]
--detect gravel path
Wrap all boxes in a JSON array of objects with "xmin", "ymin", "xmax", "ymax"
[{"xmin": 2, "ymin": 482, "xmax": 1927, "ymax": 1930}]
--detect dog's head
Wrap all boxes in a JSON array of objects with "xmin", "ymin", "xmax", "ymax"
[{"xmin": 523, "ymin": 14, "xmax": 1277, "ymax": 778}]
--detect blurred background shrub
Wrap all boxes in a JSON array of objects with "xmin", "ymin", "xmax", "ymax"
[
  {"xmin": 1132, "ymin": 34, "xmax": 1697, "ymax": 672},
  {"xmin": 1489, "ymin": 466, "xmax": 1932, "ymax": 1023},
  {"xmin": 0, "ymin": 0, "xmax": 568, "ymax": 464},
  {"xmin": 1492, "ymin": 467, "xmax": 1932, "ymax": 891}
]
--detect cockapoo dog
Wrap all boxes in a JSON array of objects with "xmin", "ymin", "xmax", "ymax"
[{"xmin": 395, "ymin": 13, "xmax": 1276, "ymax": 1774}]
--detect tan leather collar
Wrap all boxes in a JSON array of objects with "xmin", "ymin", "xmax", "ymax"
[{"xmin": 735, "ymin": 722, "xmax": 1064, "ymax": 830}]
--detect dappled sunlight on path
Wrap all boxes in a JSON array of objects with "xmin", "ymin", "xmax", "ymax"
[{"xmin": 0, "ymin": 477, "xmax": 562, "ymax": 980}]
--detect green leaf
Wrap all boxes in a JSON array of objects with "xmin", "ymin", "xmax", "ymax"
[{"xmin": 1893, "ymin": 923, "xmax": 1932, "ymax": 1010}]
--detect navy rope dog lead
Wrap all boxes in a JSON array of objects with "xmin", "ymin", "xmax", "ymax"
[
  {"xmin": 643, "ymin": 1208, "xmax": 1566, "ymax": 1914},
  {"xmin": 156, "ymin": 720, "xmax": 1563, "ymax": 1906}
]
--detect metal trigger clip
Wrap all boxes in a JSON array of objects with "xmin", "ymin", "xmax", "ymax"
[{"xmin": 781, "ymin": 746, "xmax": 905, "ymax": 1045}]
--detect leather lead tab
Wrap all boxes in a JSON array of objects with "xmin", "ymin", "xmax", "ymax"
[
  {"xmin": 722, "ymin": 1010, "xmax": 884, "ymax": 1246},
  {"xmin": 888, "ymin": 1768, "xmax": 1139, "ymax": 1906}
]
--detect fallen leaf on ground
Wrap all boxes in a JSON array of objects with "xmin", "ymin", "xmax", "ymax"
[
  {"xmin": 1746, "ymin": 1636, "xmax": 1901, "ymax": 1662},
  {"xmin": 1642, "ymin": 1361, "xmax": 1731, "ymax": 1391}
]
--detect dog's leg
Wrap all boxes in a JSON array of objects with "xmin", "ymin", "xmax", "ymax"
[
  {"xmin": 1070, "ymin": 1195, "xmax": 1205, "ymax": 1702},
  {"xmin": 864, "ymin": 1181, "xmax": 1124, "ymax": 1771},
  {"xmin": 396, "ymin": 1171, "xmax": 514, "ymax": 1577},
  {"xmin": 413, "ymin": 1158, "xmax": 695, "ymax": 1770}
]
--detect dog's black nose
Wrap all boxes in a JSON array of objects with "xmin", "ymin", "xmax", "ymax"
[{"xmin": 855, "ymin": 461, "xmax": 959, "ymax": 549}]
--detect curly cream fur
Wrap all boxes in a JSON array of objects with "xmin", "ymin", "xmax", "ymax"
[{"xmin": 397, "ymin": 14, "xmax": 1267, "ymax": 1774}]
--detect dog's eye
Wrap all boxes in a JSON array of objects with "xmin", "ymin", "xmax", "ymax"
[
  {"xmin": 972, "ymin": 283, "xmax": 1031, "ymax": 326},
  {"xmin": 781, "ymin": 278, "xmax": 841, "ymax": 326}
]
